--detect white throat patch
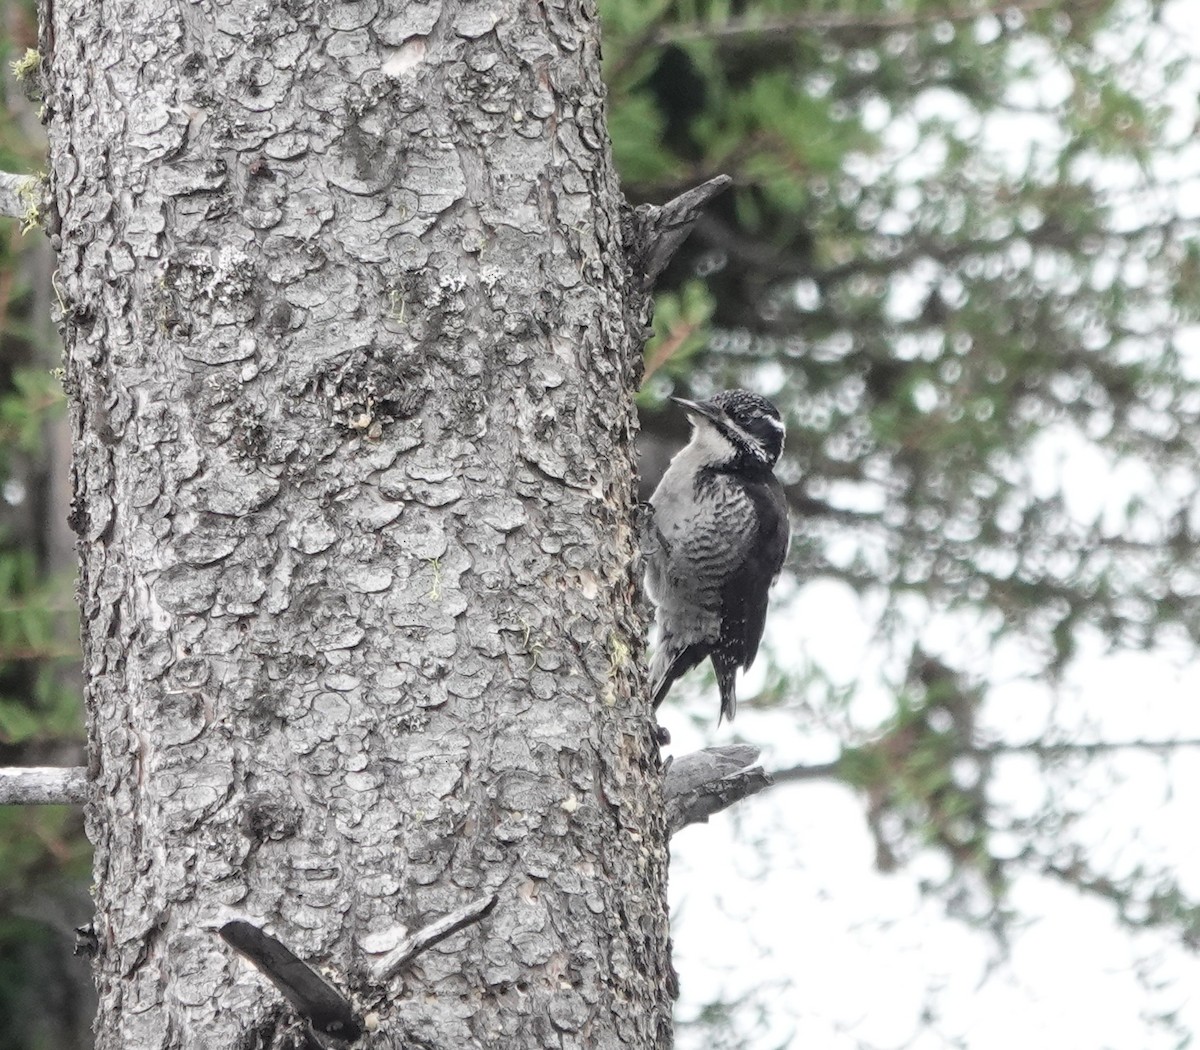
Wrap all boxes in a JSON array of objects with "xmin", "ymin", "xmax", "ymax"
[{"xmin": 678, "ymin": 418, "xmax": 738, "ymax": 468}]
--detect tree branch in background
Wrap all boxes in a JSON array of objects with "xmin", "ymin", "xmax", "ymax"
[
  {"xmin": 969, "ymin": 738, "xmax": 1200, "ymax": 759},
  {"xmin": 642, "ymin": 316, "xmax": 704, "ymax": 385},
  {"xmin": 769, "ymin": 760, "xmax": 844, "ymax": 787},
  {"xmin": 657, "ymin": 0, "xmax": 1112, "ymax": 45},
  {"xmin": 769, "ymin": 738, "xmax": 1200, "ymax": 790}
]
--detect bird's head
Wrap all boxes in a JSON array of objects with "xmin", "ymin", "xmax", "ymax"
[{"xmin": 671, "ymin": 389, "xmax": 786, "ymax": 470}]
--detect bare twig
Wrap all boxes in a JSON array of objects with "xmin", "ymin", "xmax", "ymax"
[
  {"xmin": 769, "ymin": 760, "xmax": 843, "ymax": 787},
  {"xmin": 664, "ymin": 745, "xmax": 772, "ymax": 834},
  {"xmin": 371, "ymin": 893, "xmax": 498, "ymax": 982},
  {"xmin": 0, "ymin": 766, "xmax": 87, "ymax": 805}
]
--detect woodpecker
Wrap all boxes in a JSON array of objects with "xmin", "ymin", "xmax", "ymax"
[{"xmin": 646, "ymin": 390, "xmax": 790, "ymax": 724}]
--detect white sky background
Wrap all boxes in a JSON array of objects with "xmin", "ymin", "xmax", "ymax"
[{"xmin": 666, "ymin": 3, "xmax": 1200, "ymax": 1047}]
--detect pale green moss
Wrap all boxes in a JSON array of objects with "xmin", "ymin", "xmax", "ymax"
[
  {"xmin": 17, "ymin": 174, "xmax": 45, "ymax": 234},
  {"xmin": 10, "ymin": 48, "xmax": 40, "ymax": 83}
]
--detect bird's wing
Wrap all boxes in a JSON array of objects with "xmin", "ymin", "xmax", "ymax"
[{"xmin": 719, "ymin": 474, "xmax": 790, "ymax": 672}]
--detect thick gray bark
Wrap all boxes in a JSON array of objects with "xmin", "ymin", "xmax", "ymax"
[{"xmin": 41, "ymin": 0, "xmax": 672, "ymax": 1046}]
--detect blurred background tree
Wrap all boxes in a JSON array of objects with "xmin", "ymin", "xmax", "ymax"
[
  {"xmin": 610, "ymin": 0, "xmax": 1200, "ymax": 1045},
  {"xmin": 4, "ymin": 0, "xmax": 1200, "ymax": 1046},
  {"xmin": 0, "ymin": 6, "xmax": 93, "ymax": 1050}
]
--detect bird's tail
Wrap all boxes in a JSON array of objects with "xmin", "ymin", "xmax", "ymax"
[{"xmin": 714, "ymin": 656, "xmax": 739, "ymax": 724}]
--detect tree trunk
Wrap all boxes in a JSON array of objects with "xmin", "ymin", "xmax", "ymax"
[{"xmin": 40, "ymin": 0, "xmax": 672, "ymax": 1045}]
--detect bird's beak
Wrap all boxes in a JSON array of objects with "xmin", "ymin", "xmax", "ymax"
[{"xmin": 670, "ymin": 396, "xmax": 722, "ymax": 425}]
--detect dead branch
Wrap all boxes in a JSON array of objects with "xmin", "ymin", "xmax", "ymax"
[
  {"xmin": 664, "ymin": 745, "xmax": 772, "ymax": 834},
  {"xmin": 0, "ymin": 766, "xmax": 87, "ymax": 804}
]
